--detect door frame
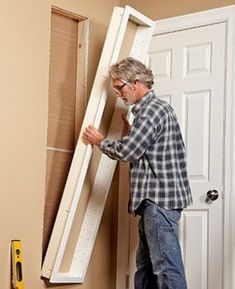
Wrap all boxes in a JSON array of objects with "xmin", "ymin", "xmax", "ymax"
[{"xmin": 117, "ymin": 5, "xmax": 235, "ymax": 289}]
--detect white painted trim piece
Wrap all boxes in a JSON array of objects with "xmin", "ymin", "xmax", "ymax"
[
  {"xmin": 153, "ymin": 5, "xmax": 235, "ymax": 35},
  {"xmin": 41, "ymin": 5, "xmax": 154, "ymax": 283},
  {"xmin": 222, "ymin": 12, "xmax": 235, "ymax": 289},
  {"xmin": 125, "ymin": 5, "xmax": 154, "ymax": 26},
  {"xmin": 151, "ymin": 6, "xmax": 235, "ymax": 289},
  {"xmin": 130, "ymin": 25, "xmax": 153, "ymax": 61},
  {"xmin": 56, "ymin": 99, "xmax": 126, "ymax": 283}
]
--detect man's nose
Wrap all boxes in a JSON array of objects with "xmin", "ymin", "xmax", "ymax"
[{"xmin": 115, "ymin": 91, "xmax": 122, "ymax": 97}]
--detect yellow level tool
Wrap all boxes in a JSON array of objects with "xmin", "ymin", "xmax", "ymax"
[{"xmin": 11, "ymin": 240, "xmax": 24, "ymax": 289}]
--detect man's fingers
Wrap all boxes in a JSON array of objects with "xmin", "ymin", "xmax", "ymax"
[{"xmin": 82, "ymin": 124, "xmax": 104, "ymax": 146}]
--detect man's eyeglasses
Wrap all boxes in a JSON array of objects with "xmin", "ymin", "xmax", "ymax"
[{"xmin": 113, "ymin": 81, "xmax": 129, "ymax": 93}]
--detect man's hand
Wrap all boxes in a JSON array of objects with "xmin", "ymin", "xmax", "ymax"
[{"xmin": 83, "ymin": 125, "xmax": 104, "ymax": 146}]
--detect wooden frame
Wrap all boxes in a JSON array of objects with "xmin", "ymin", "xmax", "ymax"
[
  {"xmin": 52, "ymin": 6, "xmax": 88, "ymax": 138},
  {"xmin": 43, "ymin": 4, "xmax": 89, "ymax": 261},
  {"xmin": 41, "ymin": 5, "xmax": 154, "ymax": 283}
]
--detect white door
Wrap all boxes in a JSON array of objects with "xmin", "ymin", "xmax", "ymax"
[{"xmin": 128, "ymin": 22, "xmax": 226, "ymax": 289}]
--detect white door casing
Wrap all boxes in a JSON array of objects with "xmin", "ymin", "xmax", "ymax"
[{"xmin": 119, "ymin": 6, "xmax": 235, "ymax": 289}]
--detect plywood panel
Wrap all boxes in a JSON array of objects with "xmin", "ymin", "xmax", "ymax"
[
  {"xmin": 47, "ymin": 11, "xmax": 78, "ymax": 150},
  {"xmin": 43, "ymin": 8, "xmax": 88, "ymax": 260}
]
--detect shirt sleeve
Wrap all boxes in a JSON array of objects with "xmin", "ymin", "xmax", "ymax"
[{"xmin": 99, "ymin": 105, "xmax": 165, "ymax": 162}]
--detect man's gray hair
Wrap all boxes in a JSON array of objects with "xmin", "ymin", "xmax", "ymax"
[{"xmin": 109, "ymin": 57, "xmax": 154, "ymax": 89}]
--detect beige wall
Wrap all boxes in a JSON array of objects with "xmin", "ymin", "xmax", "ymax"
[
  {"xmin": 0, "ymin": 1, "xmax": 119, "ymax": 289},
  {"xmin": 0, "ymin": 0, "xmax": 234, "ymax": 289},
  {"xmin": 122, "ymin": 0, "xmax": 235, "ymax": 19},
  {"xmin": 0, "ymin": 1, "xmax": 50, "ymax": 289}
]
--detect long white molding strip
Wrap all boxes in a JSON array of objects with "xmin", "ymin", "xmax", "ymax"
[
  {"xmin": 51, "ymin": 98, "xmax": 126, "ymax": 283},
  {"xmin": 41, "ymin": 5, "xmax": 154, "ymax": 283}
]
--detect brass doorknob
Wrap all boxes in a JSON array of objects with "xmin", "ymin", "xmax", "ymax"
[{"xmin": 206, "ymin": 190, "xmax": 219, "ymax": 202}]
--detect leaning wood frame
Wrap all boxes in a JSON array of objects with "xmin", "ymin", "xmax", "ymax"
[{"xmin": 41, "ymin": 5, "xmax": 154, "ymax": 283}]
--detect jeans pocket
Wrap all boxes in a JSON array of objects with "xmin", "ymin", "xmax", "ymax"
[
  {"xmin": 157, "ymin": 206, "xmax": 181, "ymax": 227},
  {"xmin": 159, "ymin": 225, "xmax": 178, "ymax": 253}
]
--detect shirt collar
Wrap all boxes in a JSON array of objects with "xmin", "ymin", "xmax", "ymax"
[{"xmin": 131, "ymin": 90, "xmax": 154, "ymax": 115}]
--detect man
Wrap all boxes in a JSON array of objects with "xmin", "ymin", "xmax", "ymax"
[{"xmin": 83, "ymin": 57, "xmax": 193, "ymax": 289}]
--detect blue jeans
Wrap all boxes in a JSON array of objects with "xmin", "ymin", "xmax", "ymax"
[{"xmin": 134, "ymin": 201, "xmax": 187, "ymax": 289}]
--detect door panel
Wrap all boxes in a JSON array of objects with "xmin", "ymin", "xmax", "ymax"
[
  {"xmin": 150, "ymin": 22, "xmax": 225, "ymax": 289},
  {"xmin": 128, "ymin": 22, "xmax": 225, "ymax": 289}
]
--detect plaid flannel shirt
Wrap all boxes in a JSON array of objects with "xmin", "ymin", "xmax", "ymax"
[{"xmin": 99, "ymin": 91, "xmax": 193, "ymax": 214}]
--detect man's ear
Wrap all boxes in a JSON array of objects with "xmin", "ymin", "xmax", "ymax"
[
  {"xmin": 134, "ymin": 79, "xmax": 139, "ymax": 88},
  {"xmin": 132, "ymin": 80, "xmax": 137, "ymax": 91}
]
